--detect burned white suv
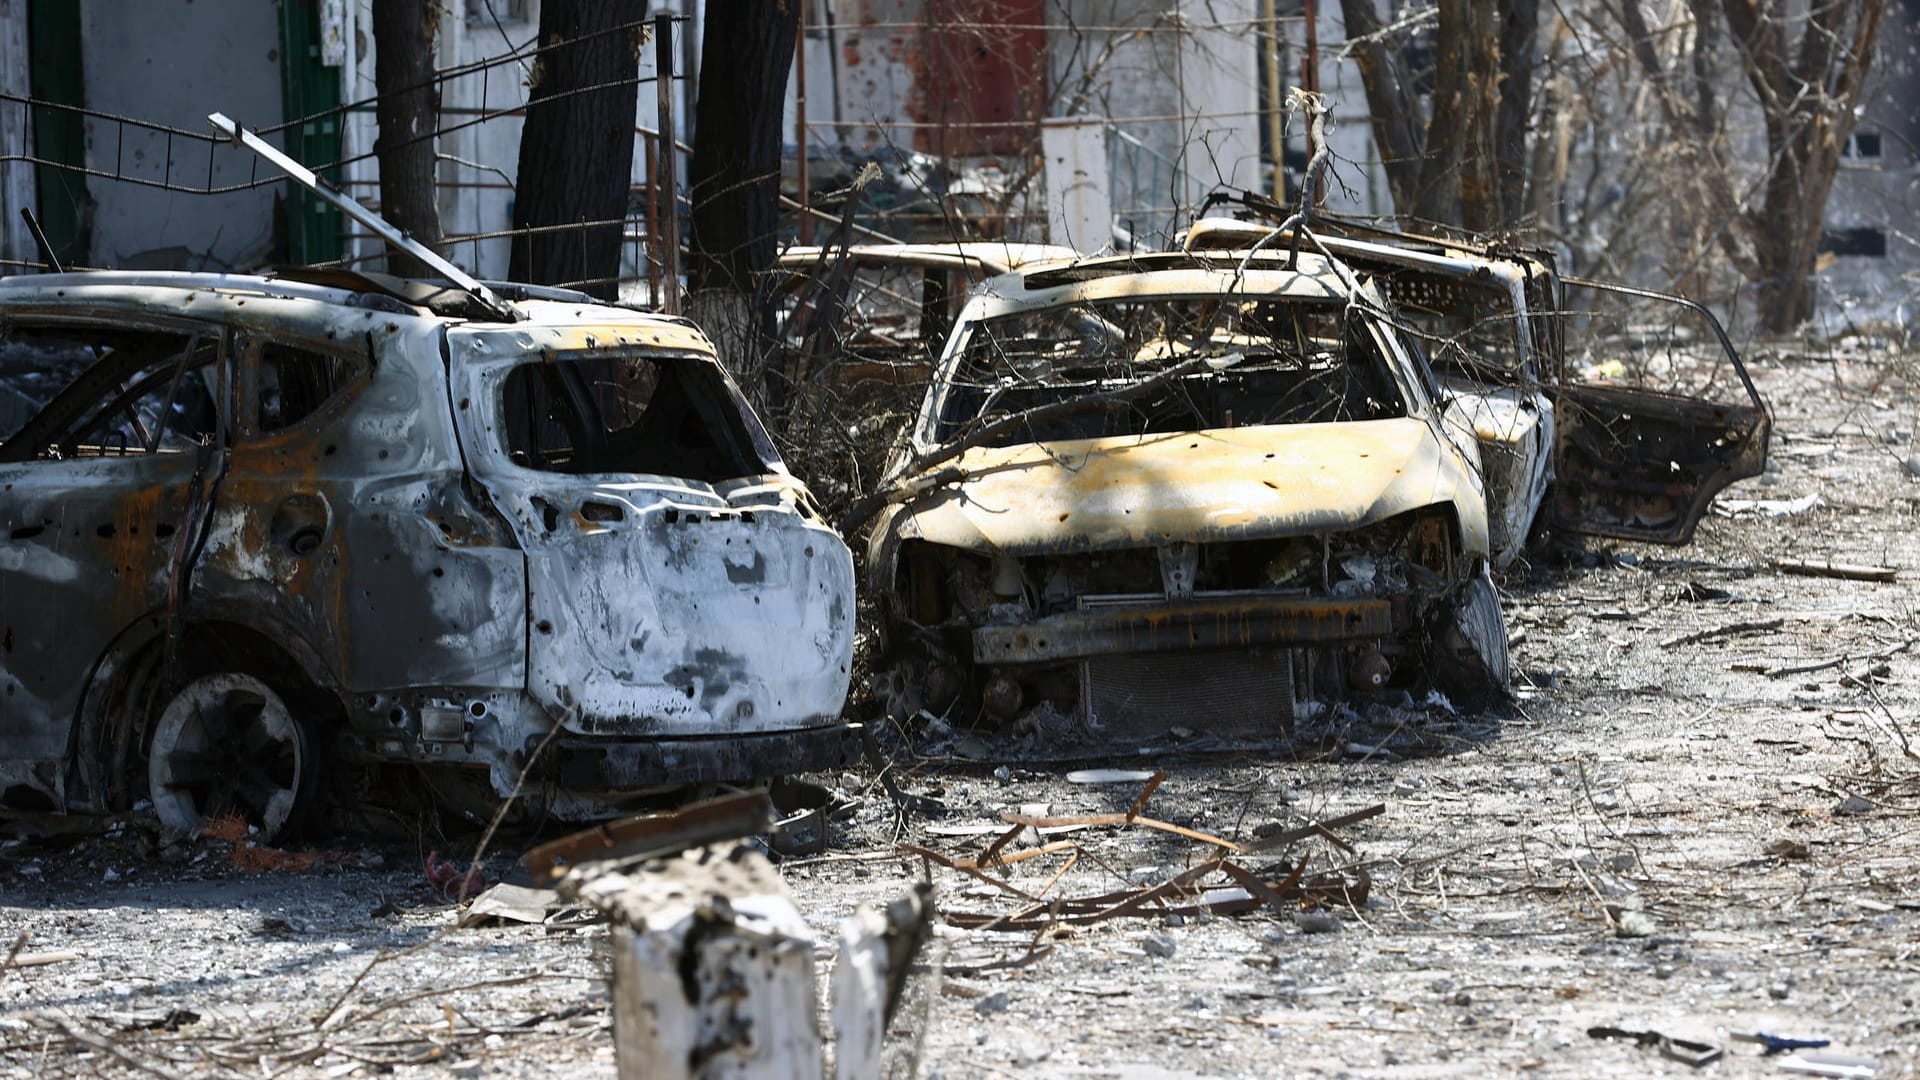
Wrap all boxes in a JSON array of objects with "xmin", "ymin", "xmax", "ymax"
[{"xmin": 0, "ymin": 270, "xmax": 856, "ymax": 837}]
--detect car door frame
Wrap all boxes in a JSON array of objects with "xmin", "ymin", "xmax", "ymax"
[
  {"xmin": 1545, "ymin": 277, "xmax": 1771, "ymax": 545},
  {"xmin": 0, "ymin": 310, "xmax": 234, "ymax": 808}
]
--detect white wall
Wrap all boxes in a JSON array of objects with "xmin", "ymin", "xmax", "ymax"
[{"xmin": 81, "ymin": 0, "xmax": 286, "ymax": 270}]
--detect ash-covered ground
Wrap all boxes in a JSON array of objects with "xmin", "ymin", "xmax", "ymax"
[{"xmin": 5, "ymin": 343, "xmax": 1919, "ymax": 1079}]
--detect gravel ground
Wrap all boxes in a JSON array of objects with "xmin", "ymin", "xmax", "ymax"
[{"xmin": 4, "ymin": 343, "xmax": 1919, "ymax": 1079}]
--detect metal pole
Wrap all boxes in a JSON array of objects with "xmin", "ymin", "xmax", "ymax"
[
  {"xmin": 655, "ymin": 13, "xmax": 682, "ymax": 314},
  {"xmin": 1262, "ymin": 0, "xmax": 1283, "ymax": 201},
  {"xmin": 645, "ymin": 135, "xmax": 661, "ymax": 305},
  {"xmin": 1301, "ymin": 0, "xmax": 1322, "ymax": 205},
  {"xmin": 796, "ymin": 7, "xmax": 812, "ymax": 244},
  {"xmin": 208, "ymin": 112, "xmax": 520, "ymax": 321}
]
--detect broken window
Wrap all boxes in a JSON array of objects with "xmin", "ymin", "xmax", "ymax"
[
  {"xmin": 1552, "ymin": 282, "xmax": 1751, "ymax": 406},
  {"xmin": 1368, "ymin": 271, "xmax": 1529, "ymax": 382},
  {"xmin": 255, "ymin": 343, "xmax": 364, "ymax": 434},
  {"xmin": 1819, "ymin": 227, "xmax": 1888, "ymax": 258},
  {"xmin": 934, "ymin": 297, "xmax": 1406, "ymax": 447},
  {"xmin": 500, "ymin": 352, "xmax": 771, "ymax": 482},
  {"xmin": 1843, "ymin": 130, "xmax": 1882, "ymax": 158},
  {"xmin": 0, "ymin": 325, "xmax": 222, "ymax": 463}
]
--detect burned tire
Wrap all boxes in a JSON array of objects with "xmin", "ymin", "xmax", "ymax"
[
  {"xmin": 147, "ymin": 673, "xmax": 319, "ymax": 841},
  {"xmin": 1435, "ymin": 568, "xmax": 1511, "ymax": 698}
]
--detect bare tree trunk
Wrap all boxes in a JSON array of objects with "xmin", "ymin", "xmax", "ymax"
[
  {"xmin": 1721, "ymin": 0, "xmax": 1888, "ymax": 332},
  {"xmin": 371, "ymin": 0, "xmax": 442, "ymax": 278},
  {"xmin": 508, "ymin": 0, "xmax": 642, "ymax": 299},
  {"xmin": 1491, "ymin": 0, "xmax": 1536, "ymax": 227},
  {"xmin": 1337, "ymin": 0, "xmax": 1426, "ymax": 215},
  {"xmin": 1413, "ymin": 0, "xmax": 1470, "ymax": 224},
  {"xmin": 1457, "ymin": 0, "xmax": 1503, "ymax": 231},
  {"xmin": 686, "ymin": 0, "xmax": 798, "ymax": 398}
]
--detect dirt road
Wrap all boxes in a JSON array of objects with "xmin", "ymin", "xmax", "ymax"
[{"xmin": 4, "ymin": 346, "xmax": 1918, "ymax": 1078}]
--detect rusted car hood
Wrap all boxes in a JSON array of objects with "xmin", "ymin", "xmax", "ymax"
[{"xmin": 891, "ymin": 419, "xmax": 1487, "ymax": 557}]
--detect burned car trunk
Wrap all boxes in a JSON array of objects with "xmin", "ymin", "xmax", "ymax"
[
  {"xmin": 0, "ymin": 273, "xmax": 856, "ymax": 835},
  {"xmin": 867, "ymin": 249, "xmax": 1508, "ymax": 740}
]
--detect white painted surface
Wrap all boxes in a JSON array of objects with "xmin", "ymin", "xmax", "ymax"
[{"xmin": 1041, "ymin": 118, "xmax": 1112, "ymax": 253}]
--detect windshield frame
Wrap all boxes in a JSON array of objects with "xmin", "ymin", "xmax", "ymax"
[{"xmin": 914, "ymin": 283, "xmax": 1432, "ymax": 454}]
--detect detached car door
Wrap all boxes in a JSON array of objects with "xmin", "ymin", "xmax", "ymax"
[{"xmin": 1547, "ymin": 279, "xmax": 1770, "ymax": 544}]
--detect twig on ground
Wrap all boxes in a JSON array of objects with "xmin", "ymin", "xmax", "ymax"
[{"xmin": 1660, "ymin": 618, "xmax": 1784, "ymax": 649}]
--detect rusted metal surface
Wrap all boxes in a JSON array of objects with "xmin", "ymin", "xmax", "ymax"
[
  {"xmin": 0, "ymin": 271, "xmax": 856, "ymax": 820},
  {"xmin": 883, "ymin": 422, "xmax": 1488, "ymax": 561},
  {"xmin": 1183, "ymin": 214, "xmax": 1557, "ymax": 570},
  {"xmin": 972, "ymin": 595, "xmax": 1394, "ymax": 664},
  {"xmin": 1181, "ymin": 208, "xmax": 1773, "ymax": 554},
  {"xmin": 523, "ymin": 791, "xmax": 775, "ymax": 884}
]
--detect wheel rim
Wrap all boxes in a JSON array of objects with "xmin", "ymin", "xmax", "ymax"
[{"xmin": 149, "ymin": 674, "xmax": 304, "ymax": 839}]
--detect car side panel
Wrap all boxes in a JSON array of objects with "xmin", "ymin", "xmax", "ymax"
[
  {"xmin": 0, "ymin": 453, "xmax": 206, "ymax": 800},
  {"xmin": 198, "ymin": 323, "xmax": 526, "ymax": 701}
]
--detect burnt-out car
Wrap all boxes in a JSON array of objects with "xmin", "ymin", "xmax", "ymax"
[
  {"xmin": 0, "ymin": 270, "xmax": 856, "ymax": 836},
  {"xmin": 865, "ymin": 246, "xmax": 1512, "ymax": 737},
  {"xmin": 1181, "ymin": 202, "xmax": 1772, "ymax": 556},
  {"xmin": 863, "ymin": 232, "xmax": 1769, "ymax": 737}
]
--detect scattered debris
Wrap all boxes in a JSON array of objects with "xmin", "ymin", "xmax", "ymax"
[
  {"xmin": 1773, "ymin": 560, "xmax": 1899, "ymax": 584},
  {"xmin": 1777, "ymin": 1052, "xmax": 1880, "ymax": 1079},
  {"xmin": 457, "ymin": 884, "xmax": 576, "ymax": 928},
  {"xmin": 1065, "ymin": 769, "xmax": 1158, "ymax": 784},
  {"xmin": 424, "ymin": 851, "xmax": 493, "ymax": 901},
  {"xmin": 1293, "ymin": 910, "xmax": 1342, "ymax": 934},
  {"xmin": 540, "ymin": 794, "xmax": 934, "ymax": 1080},
  {"xmin": 1660, "ymin": 618, "xmax": 1785, "ymax": 649},
  {"xmin": 1587, "ymin": 1025, "xmax": 1724, "ymax": 1068},
  {"xmin": 1833, "ymin": 795, "xmax": 1875, "ymax": 816},
  {"xmin": 1613, "ymin": 909, "xmax": 1659, "ymax": 938},
  {"xmin": 1764, "ymin": 839, "xmax": 1812, "ymax": 860},
  {"xmin": 1717, "ymin": 494, "xmax": 1822, "ymax": 518},
  {"xmin": 905, "ymin": 776, "xmax": 1375, "ymax": 933}
]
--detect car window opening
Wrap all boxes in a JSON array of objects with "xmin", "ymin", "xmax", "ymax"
[
  {"xmin": 500, "ymin": 353, "xmax": 767, "ymax": 482},
  {"xmin": 0, "ymin": 326, "xmax": 222, "ymax": 462},
  {"xmin": 257, "ymin": 344, "xmax": 361, "ymax": 433},
  {"xmin": 937, "ymin": 298, "xmax": 1407, "ymax": 447}
]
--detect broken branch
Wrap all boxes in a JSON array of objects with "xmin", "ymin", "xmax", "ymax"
[
  {"xmin": 1658, "ymin": 618, "xmax": 1784, "ymax": 650},
  {"xmin": 1772, "ymin": 560, "xmax": 1898, "ymax": 583},
  {"xmin": 998, "ymin": 810, "xmax": 1245, "ymax": 852}
]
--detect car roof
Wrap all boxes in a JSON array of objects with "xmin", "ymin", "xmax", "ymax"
[
  {"xmin": 0, "ymin": 269, "xmax": 701, "ymax": 337},
  {"xmin": 962, "ymin": 249, "xmax": 1356, "ymax": 319}
]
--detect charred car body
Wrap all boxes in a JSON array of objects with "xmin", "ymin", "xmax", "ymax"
[
  {"xmin": 867, "ymin": 225, "xmax": 1769, "ymax": 736},
  {"xmin": 0, "ymin": 271, "xmax": 856, "ymax": 835},
  {"xmin": 1182, "ymin": 199, "xmax": 1772, "ymax": 555}
]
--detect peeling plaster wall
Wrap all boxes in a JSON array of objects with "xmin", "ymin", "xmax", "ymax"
[
  {"xmin": 79, "ymin": 0, "xmax": 285, "ymax": 271},
  {"xmin": 0, "ymin": 0, "xmax": 31, "ymax": 269}
]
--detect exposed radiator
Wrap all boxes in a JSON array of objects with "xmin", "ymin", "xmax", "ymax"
[{"xmin": 1081, "ymin": 648, "xmax": 1298, "ymax": 742}]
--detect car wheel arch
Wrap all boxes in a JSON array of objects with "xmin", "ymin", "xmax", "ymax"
[{"xmin": 66, "ymin": 609, "xmax": 345, "ymax": 813}]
